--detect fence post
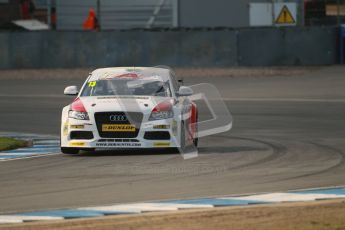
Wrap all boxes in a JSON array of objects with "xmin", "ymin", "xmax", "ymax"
[
  {"xmin": 340, "ymin": 25, "xmax": 345, "ymax": 64},
  {"xmin": 47, "ymin": 0, "xmax": 51, "ymax": 29},
  {"xmin": 173, "ymin": 0, "xmax": 179, "ymax": 27},
  {"xmin": 97, "ymin": 0, "xmax": 101, "ymax": 30},
  {"xmin": 336, "ymin": 0, "xmax": 340, "ymax": 26},
  {"xmin": 300, "ymin": 0, "xmax": 305, "ymax": 26}
]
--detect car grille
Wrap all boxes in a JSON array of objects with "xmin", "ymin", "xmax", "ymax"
[
  {"xmin": 94, "ymin": 112, "xmax": 143, "ymax": 138},
  {"xmin": 144, "ymin": 131, "xmax": 170, "ymax": 140},
  {"xmin": 70, "ymin": 131, "xmax": 94, "ymax": 140}
]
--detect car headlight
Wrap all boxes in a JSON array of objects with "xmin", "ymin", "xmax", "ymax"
[
  {"xmin": 149, "ymin": 110, "xmax": 174, "ymax": 120},
  {"xmin": 68, "ymin": 111, "xmax": 89, "ymax": 120},
  {"xmin": 69, "ymin": 98, "xmax": 89, "ymax": 120},
  {"xmin": 149, "ymin": 100, "xmax": 174, "ymax": 121}
]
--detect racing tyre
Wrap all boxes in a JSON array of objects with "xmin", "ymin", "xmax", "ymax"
[
  {"xmin": 82, "ymin": 148, "xmax": 95, "ymax": 152},
  {"xmin": 193, "ymin": 128, "xmax": 198, "ymax": 147},
  {"xmin": 193, "ymin": 112, "xmax": 198, "ymax": 147},
  {"xmin": 61, "ymin": 147, "xmax": 79, "ymax": 154},
  {"xmin": 180, "ymin": 121, "xmax": 186, "ymax": 151}
]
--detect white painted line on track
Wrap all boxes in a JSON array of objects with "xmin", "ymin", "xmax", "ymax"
[
  {"xmin": 0, "ymin": 215, "xmax": 63, "ymax": 224},
  {"xmin": 79, "ymin": 203, "xmax": 213, "ymax": 213},
  {"xmin": 80, "ymin": 203, "xmax": 178, "ymax": 212},
  {"xmin": 78, "ymin": 206, "xmax": 142, "ymax": 213},
  {"xmin": 0, "ymin": 153, "xmax": 61, "ymax": 162},
  {"xmin": 0, "ymin": 148, "xmax": 59, "ymax": 153},
  {"xmin": 0, "ymin": 94, "xmax": 64, "ymax": 98},
  {"xmin": 34, "ymin": 140, "xmax": 60, "ymax": 144},
  {"xmin": 0, "ymin": 133, "xmax": 60, "ymax": 162},
  {"xmin": 221, "ymin": 192, "xmax": 345, "ymax": 202},
  {"xmin": 224, "ymin": 98, "xmax": 345, "ymax": 103},
  {"xmin": 0, "ymin": 153, "xmax": 33, "ymax": 156},
  {"xmin": 1, "ymin": 94, "xmax": 344, "ymax": 103},
  {"xmin": 146, "ymin": 203, "xmax": 214, "ymax": 209}
]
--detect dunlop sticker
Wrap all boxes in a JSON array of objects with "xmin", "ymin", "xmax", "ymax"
[
  {"xmin": 102, "ymin": 124, "xmax": 135, "ymax": 132},
  {"xmin": 172, "ymin": 120, "xmax": 178, "ymax": 136},
  {"xmin": 63, "ymin": 121, "xmax": 69, "ymax": 136}
]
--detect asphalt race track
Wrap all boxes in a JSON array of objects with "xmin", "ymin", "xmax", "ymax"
[{"xmin": 1, "ymin": 67, "xmax": 345, "ymax": 214}]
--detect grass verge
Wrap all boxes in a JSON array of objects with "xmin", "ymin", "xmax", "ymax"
[{"xmin": 0, "ymin": 137, "xmax": 31, "ymax": 151}]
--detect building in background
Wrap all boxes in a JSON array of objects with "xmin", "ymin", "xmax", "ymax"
[
  {"xmin": 0, "ymin": 0, "xmax": 55, "ymax": 29},
  {"xmin": 56, "ymin": 0, "xmax": 177, "ymax": 30},
  {"xmin": 0, "ymin": 0, "xmax": 21, "ymax": 27},
  {"xmin": 304, "ymin": 0, "xmax": 345, "ymax": 26},
  {"xmin": 0, "ymin": 0, "xmax": 344, "ymax": 30}
]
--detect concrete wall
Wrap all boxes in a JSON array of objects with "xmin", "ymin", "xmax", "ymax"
[
  {"xmin": 238, "ymin": 27, "xmax": 338, "ymax": 66},
  {"xmin": 0, "ymin": 26, "xmax": 338, "ymax": 69},
  {"xmin": 178, "ymin": 0, "xmax": 302, "ymax": 28},
  {"xmin": 178, "ymin": 0, "xmax": 250, "ymax": 28}
]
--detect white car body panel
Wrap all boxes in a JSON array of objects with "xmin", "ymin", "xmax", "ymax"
[{"xmin": 61, "ymin": 67, "xmax": 195, "ymax": 150}]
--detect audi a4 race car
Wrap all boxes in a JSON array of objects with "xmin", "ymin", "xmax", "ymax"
[{"xmin": 61, "ymin": 67, "xmax": 198, "ymax": 154}]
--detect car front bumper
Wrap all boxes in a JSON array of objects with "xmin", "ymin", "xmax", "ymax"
[{"xmin": 62, "ymin": 118, "xmax": 181, "ymax": 149}]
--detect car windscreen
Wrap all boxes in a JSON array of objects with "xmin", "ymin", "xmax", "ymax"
[{"xmin": 80, "ymin": 78, "xmax": 172, "ymax": 97}]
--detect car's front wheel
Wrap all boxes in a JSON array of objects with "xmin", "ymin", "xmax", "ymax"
[{"xmin": 61, "ymin": 147, "xmax": 79, "ymax": 154}]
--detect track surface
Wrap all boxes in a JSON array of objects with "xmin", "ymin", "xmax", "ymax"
[{"xmin": 1, "ymin": 67, "xmax": 345, "ymax": 213}]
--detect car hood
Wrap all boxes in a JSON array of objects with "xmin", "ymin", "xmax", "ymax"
[{"xmin": 79, "ymin": 96, "xmax": 169, "ymax": 114}]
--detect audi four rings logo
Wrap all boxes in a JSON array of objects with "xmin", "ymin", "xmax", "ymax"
[{"xmin": 109, "ymin": 115, "xmax": 127, "ymax": 121}]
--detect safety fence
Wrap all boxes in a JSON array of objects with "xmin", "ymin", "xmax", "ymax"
[{"xmin": 56, "ymin": 0, "xmax": 177, "ymax": 30}]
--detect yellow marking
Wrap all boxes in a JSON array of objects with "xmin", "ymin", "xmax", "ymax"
[
  {"xmin": 172, "ymin": 120, "xmax": 178, "ymax": 136},
  {"xmin": 102, "ymin": 124, "xmax": 136, "ymax": 132},
  {"xmin": 153, "ymin": 124, "xmax": 170, "ymax": 129},
  {"xmin": 276, "ymin": 5, "xmax": 295, "ymax": 24},
  {"xmin": 70, "ymin": 125, "xmax": 85, "ymax": 129},
  {"xmin": 88, "ymin": 81, "xmax": 97, "ymax": 87},
  {"xmin": 63, "ymin": 122, "xmax": 69, "ymax": 136},
  {"xmin": 154, "ymin": 142, "xmax": 170, "ymax": 147},
  {"xmin": 70, "ymin": 142, "xmax": 85, "ymax": 147}
]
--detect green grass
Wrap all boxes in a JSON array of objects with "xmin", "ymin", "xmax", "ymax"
[{"xmin": 0, "ymin": 137, "xmax": 30, "ymax": 151}]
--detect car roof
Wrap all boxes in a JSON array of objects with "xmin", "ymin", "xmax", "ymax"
[{"xmin": 89, "ymin": 67, "xmax": 171, "ymax": 82}]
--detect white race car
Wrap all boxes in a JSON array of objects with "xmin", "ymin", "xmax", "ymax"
[{"xmin": 61, "ymin": 67, "xmax": 198, "ymax": 154}]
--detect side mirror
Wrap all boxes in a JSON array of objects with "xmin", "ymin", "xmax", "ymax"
[
  {"xmin": 64, "ymin": 86, "xmax": 79, "ymax": 96},
  {"xmin": 177, "ymin": 86, "xmax": 193, "ymax": 97}
]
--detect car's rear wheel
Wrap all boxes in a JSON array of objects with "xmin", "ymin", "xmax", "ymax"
[
  {"xmin": 82, "ymin": 148, "xmax": 95, "ymax": 152},
  {"xmin": 180, "ymin": 120, "xmax": 186, "ymax": 151},
  {"xmin": 61, "ymin": 147, "xmax": 79, "ymax": 154},
  {"xmin": 181, "ymin": 119, "xmax": 199, "ymax": 151},
  {"xmin": 193, "ymin": 128, "xmax": 198, "ymax": 147},
  {"xmin": 193, "ymin": 112, "xmax": 198, "ymax": 147}
]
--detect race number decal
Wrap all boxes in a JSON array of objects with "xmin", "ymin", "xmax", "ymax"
[{"xmin": 88, "ymin": 81, "xmax": 97, "ymax": 87}]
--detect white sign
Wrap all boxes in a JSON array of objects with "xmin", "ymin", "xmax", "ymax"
[{"xmin": 249, "ymin": 3, "xmax": 273, "ymax": 27}]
